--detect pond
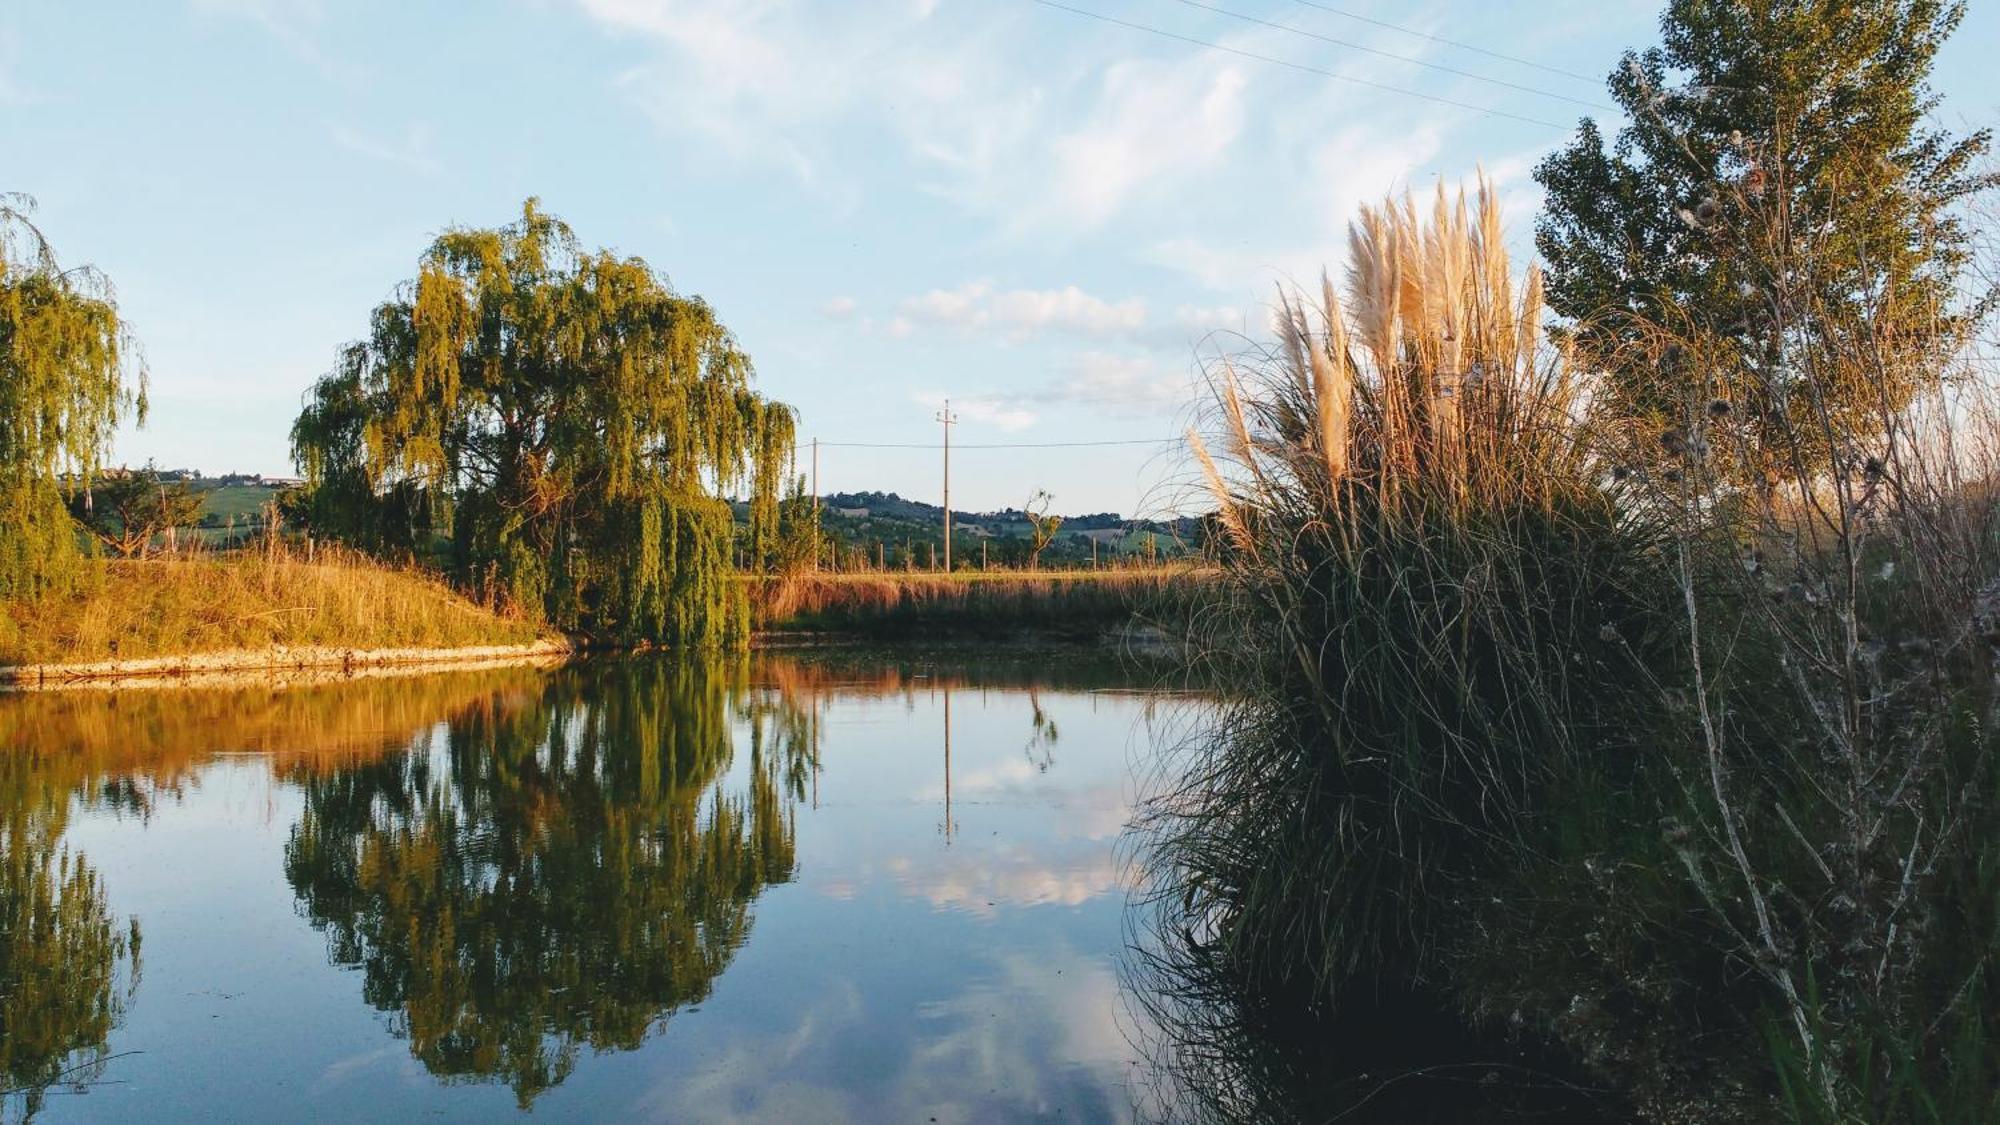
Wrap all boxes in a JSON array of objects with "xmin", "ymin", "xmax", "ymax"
[{"xmin": 0, "ymin": 650, "xmax": 1190, "ymax": 1122}]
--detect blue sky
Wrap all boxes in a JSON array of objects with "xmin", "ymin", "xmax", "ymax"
[{"xmin": 5, "ymin": 0, "xmax": 1996, "ymax": 515}]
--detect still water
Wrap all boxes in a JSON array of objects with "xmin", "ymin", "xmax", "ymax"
[{"xmin": 0, "ymin": 650, "xmax": 1184, "ymax": 1122}]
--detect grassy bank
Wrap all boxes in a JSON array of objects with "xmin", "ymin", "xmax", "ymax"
[
  {"xmin": 0, "ymin": 545, "xmax": 549, "ymax": 668},
  {"xmin": 749, "ymin": 566, "xmax": 1197, "ymax": 639}
]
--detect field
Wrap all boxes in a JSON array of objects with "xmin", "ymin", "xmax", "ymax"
[
  {"xmin": 192, "ymin": 482, "xmax": 286, "ymax": 524},
  {"xmin": 749, "ymin": 565, "xmax": 1199, "ymax": 638}
]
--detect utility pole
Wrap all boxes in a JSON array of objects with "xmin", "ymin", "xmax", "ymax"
[
  {"xmin": 810, "ymin": 437, "xmax": 820, "ymax": 572},
  {"xmin": 935, "ymin": 399, "xmax": 957, "ymax": 572}
]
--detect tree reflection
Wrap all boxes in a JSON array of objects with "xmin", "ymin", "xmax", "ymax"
[
  {"xmin": 283, "ymin": 658, "xmax": 805, "ymax": 1106},
  {"xmin": 0, "ymin": 755, "xmax": 140, "ymax": 1123}
]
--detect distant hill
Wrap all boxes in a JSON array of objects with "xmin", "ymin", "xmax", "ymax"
[
  {"xmin": 819, "ymin": 491, "xmax": 1190, "ymax": 536},
  {"xmin": 795, "ymin": 492, "xmax": 1199, "ymax": 569}
]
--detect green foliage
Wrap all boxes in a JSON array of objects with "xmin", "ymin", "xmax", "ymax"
[
  {"xmin": 290, "ymin": 199, "xmax": 794, "ymax": 644},
  {"xmin": 1535, "ymin": 0, "xmax": 1992, "ymax": 472},
  {"xmin": 0, "ymin": 194, "xmax": 143, "ymax": 598},
  {"xmin": 65, "ymin": 468, "xmax": 204, "ymax": 558}
]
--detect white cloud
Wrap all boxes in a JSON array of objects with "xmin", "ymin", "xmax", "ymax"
[
  {"xmin": 991, "ymin": 285, "xmax": 1146, "ymax": 336},
  {"xmin": 913, "ymin": 389, "xmax": 1036, "ymax": 431},
  {"xmin": 579, "ymin": 0, "xmax": 865, "ymax": 184},
  {"xmin": 900, "ymin": 281, "xmax": 993, "ymax": 328},
  {"xmin": 1042, "ymin": 61, "xmax": 1248, "ymax": 231},
  {"xmin": 894, "ymin": 281, "xmax": 1147, "ymax": 341},
  {"xmin": 1047, "ymin": 351, "xmax": 1192, "ymax": 417},
  {"xmin": 1146, "ymin": 124, "xmax": 1451, "ymax": 292},
  {"xmin": 566, "ymin": 1, "xmax": 1259, "ymax": 232},
  {"xmin": 820, "ymin": 295, "xmax": 859, "ymax": 319},
  {"xmin": 906, "ymin": 348, "xmax": 1193, "ymax": 435}
]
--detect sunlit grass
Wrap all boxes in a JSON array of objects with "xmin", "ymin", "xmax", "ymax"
[
  {"xmin": 749, "ymin": 565, "xmax": 1201, "ymax": 634},
  {"xmin": 0, "ymin": 543, "xmax": 547, "ymax": 666}
]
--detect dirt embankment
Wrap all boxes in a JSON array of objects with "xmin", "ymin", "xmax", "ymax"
[{"xmin": 2, "ymin": 638, "xmax": 574, "ymax": 690}]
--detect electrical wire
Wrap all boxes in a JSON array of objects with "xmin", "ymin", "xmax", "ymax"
[
  {"xmin": 1027, "ymin": 0, "xmax": 1572, "ymax": 130},
  {"xmin": 1168, "ymin": 0, "xmax": 1611, "ymax": 111},
  {"xmin": 1289, "ymin": 0, "xmax": 1603, "ymax": 84}
]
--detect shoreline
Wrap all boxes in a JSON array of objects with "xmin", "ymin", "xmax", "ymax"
[
  {"xmin": 1, "ymin": 638, "xmax": 576, "ymax": 691},
  {"xmin": 3, "ymin": 621, "xmax": 1180, "ymax": 692}
]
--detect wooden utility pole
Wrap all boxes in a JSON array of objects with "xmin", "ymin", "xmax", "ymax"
[
  {"xmin": 935, "ymin": 399, "xmax": 957, "ymax": 572},
  {"xmin": 811, "ymin": 437, "xmax": 820, "ymax": 572}
]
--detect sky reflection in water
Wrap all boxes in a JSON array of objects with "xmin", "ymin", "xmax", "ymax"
[{"xmin": 0, "ymin": 651, "xmax": 1180, "ymax": 1123}]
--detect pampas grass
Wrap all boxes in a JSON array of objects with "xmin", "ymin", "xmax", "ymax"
[{"xmin": 1140, "ymin": 174, "xmax": 1674, "ymax": 1000}]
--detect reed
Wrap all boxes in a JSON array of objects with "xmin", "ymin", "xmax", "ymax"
[{"xmin": 1144, "ymin": 175, "xmax": 1677, "ymax": 994}]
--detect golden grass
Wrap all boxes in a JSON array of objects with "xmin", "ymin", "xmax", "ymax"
[
  {"xmin": 0, "ymin": 545, "xmax": 548, "ymax": 666},
  {"xmin": 749, "ymin": 565, "xmax": 1200, "ymax": 635}
]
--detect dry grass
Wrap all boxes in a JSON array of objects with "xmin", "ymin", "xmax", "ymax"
[
  {"xmin": 749, "ymin": 565, "xmax": 1199, "ymax": 636},
  {"xmin": 0, "ymin": 543, "xmax": 547, "ymax": 666}
]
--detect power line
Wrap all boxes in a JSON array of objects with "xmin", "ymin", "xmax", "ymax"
[
  {"xmin": 1169, "ymin": 0, "xmax": 1611, "ymax": 112},
  {"xmin": 1289, "ymin": 0, "xmax": 1603, "ymax": 84},
  {"xmin": 1027, "ymin": 0, "xmax": 1571, "ymax": 130}
]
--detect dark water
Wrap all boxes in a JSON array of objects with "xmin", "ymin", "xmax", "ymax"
[{"xmin": 0, "ymin": 651, "xmax": 1185, "ymax": 1123}]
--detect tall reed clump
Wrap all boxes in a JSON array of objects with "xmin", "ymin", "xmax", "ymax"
[{"xmin": 1145, "ymin": 178, "xmax": 1678, "ymax": 999}]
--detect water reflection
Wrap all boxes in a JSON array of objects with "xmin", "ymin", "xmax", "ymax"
[
  {"xmin": 0, "ymin": 650, "xmax": 1182, "ymax": 1121},
  {"xmin": 0, "ymin": 756, "xmax": 138, "ymax": 1124},
  {"xmin": 1124, "ymin": 921, "xmax": 1627, "ymax": 1123},
  {"xmin": 283, "ymin": 659, "xmax": 807, "ymax": 1106}
]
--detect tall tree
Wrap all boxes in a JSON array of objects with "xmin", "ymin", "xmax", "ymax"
[
  {"xmin": 291, "ymin": 199, "xmax": 795, "ymax": 645},
  {"xmin": 0, "ymin": 195, "xmax": 143, "ymax": 597},
  {"xmin": 1535, "ymin": 0, "xmax": 1992, "ymax": 473}
]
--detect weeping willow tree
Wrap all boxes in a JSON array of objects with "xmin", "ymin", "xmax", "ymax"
[
  {"xmin": 290, "ymin": 199, "xmax": 795, "ymax": 645},
  {"xmin": 0, "ymin": 194, "xmax": 144, "ymax": 599}
]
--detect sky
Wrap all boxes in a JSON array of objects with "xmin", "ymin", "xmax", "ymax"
[{"xmin": 5, "ymin": 0, "xmax": 1997, "ymax": 517}]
